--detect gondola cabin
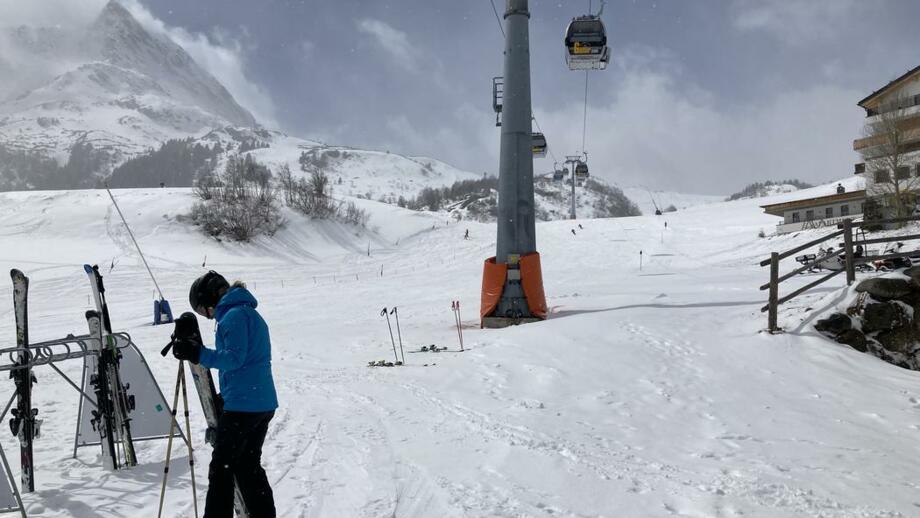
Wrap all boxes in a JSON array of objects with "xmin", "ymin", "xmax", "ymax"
[
  {"xmin": 574, "ymin": 161, "xmax": 589, "ymax": 179},
  {"xmin": 532, "ymin": 133, "xmax": 547, "ymax": 158},
  {"xmin": 553, "ymin": 168, "xmax": 565, "ymax": 181},
  {"xmin": 565, "ymin": 16, "xmax": 610, "ymax": 71}
]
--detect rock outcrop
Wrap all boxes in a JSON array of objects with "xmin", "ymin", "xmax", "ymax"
[{"xmin": 816, "ymin": 274, "xmax": 920, "ymax": 370}]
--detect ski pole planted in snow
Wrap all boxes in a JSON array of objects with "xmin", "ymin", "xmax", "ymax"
[
  {"xmin": 380, "ymin": 307, "xmax": 400, "ymax": 364},
  {"xmin": 457, "ymin": 301, "xmax": 464, "ymax": 352},
  {"xmin": 390, "ymin": 307, "xmax": 406, "ymax": 364},
  {"xmin": 452, "ymin": 301, "xmax": 465, "ymax": 352}
]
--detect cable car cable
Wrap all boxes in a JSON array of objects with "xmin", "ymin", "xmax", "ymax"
[
  {"xmin": 486, "ymin": 0, "xmax": 560, "ymax": 170},
  {"xmin": 581, "ymin": 71, "xmax": 590, "ymax": 156},
  {"xmin": 489, "ymin": 0, "xmax": 505, "ymax": 38},
  {"xmin": 532, "ymin": 116, "xmax": 558, "ymax": 164}
]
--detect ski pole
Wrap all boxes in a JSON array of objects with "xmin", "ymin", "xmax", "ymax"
[
  {"xmin": 380, "ymin": 308, "xmax": 399, "ymax": 364},
  {"xmin": 451, "ymin": 302, "xmax": 460, "ymax": 349},
  {"xmin": 456, "ymin": 301, "xmax": 464, "ymax": 352},
  {"xmin": 391, "ymin": 307, "xmax": 406, "ymax": 364}
]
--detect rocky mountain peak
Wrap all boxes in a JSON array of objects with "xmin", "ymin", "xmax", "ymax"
[{"xmin": 84, "ymin": 0, "xmax": 256, "ymax": 128}]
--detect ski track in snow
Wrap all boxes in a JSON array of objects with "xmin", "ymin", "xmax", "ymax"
[{"xmin": 0, "ymin": 183, "xmax": 916, "ymax": 517}]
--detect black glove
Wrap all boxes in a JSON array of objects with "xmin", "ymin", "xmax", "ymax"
[{"xmin": 172, "ymin": 338, "xmax": 201, "ymax": 364}]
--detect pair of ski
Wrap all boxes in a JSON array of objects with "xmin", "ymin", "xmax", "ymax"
[
  {"xmin": 162, "ymin": 312, "xmax": 250, "ymax": 518},
  {"xmin": 81, "ymin": 265, "xmax": 137, "ymax": 471},
  {"xmin": 405, "ymin": 301, "xmax": 465, "ymax": 355}
]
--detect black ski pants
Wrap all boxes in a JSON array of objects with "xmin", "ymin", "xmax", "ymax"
[{"xmin": 204, "ymin": 410, "xmax": 276, "ymax": 518}]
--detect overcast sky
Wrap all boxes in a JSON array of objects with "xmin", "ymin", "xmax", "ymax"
[{"xmin": 3, "ymin": 0, "xmax": 920, "ymax": 194}]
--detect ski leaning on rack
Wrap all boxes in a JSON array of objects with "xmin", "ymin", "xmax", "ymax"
[
  {"xmin": 10, "ymin": 270, "xmax": 37, "ymax": 493},
  {"xmin": 84, "ymin": 311, "xmax": 120, "ymax": 470},
  {"xmin": 83, "ymin": 264, "xmax": 137, "ymax": 469},
  {"xmin": 171, "ymin": 312, "xmax": 250, "ymax": 518}
]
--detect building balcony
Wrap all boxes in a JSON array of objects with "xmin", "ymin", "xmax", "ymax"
[{"xmin": 853, "ymin": 112, "xmax": 920, "ymax": 152}]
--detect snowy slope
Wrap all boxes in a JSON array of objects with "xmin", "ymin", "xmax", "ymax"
[
  {"xmin": 619, "ymin": 186, "xmax": 722, "ymax": 215},
  {"xmin": 233, "ymin": 132, "xmax": 483, "ymax": 202},
  {"xmin": 0, "ymin": 174, "xmax": 915, "ymax": 517}
]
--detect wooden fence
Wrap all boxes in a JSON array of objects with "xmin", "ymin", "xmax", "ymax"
[{"xmin": 761, "ymin": 216, "xmax": 920, "ymax": 333}]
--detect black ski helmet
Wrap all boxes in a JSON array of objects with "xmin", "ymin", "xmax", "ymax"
[{"xmin": 189, "ymin": 271, "xmax": 230, "ymax": 313}]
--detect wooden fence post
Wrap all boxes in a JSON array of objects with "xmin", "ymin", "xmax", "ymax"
[
  {"xmin": 768, "ymin": 252, "xmax": 779, "ymax": 333},
  {"xmin": 842, "ymin": 218, "xmax": 855, "ymax": 285}
]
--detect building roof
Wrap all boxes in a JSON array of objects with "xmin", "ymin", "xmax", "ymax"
[
  {"xmin": 858, "ymin": 64, "xmax": 920, "ymax": 108},
  {"xmin": 760, "ymin": 190, "xmax": 866, "ymax": 217}
]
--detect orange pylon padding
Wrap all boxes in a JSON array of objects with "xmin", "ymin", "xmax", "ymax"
[
  {"xmin": 520, "ymin": 252, "xmax": 547, "ymax": 319},
  {"xmin": 480, "ymin": 257, "xmax": 507, "ymax": 322},
  {"xmin": 480, "ymin": 252, "xmax": 548, "ymax": 325}
]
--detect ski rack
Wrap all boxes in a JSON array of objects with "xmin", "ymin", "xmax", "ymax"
[
  {"xmin": 0, "ymin": 334, "xmax": 112, "ymax": 518},
  {"xmin": 2, "ymin": 268, "xmax": 179, "ymax": 514},
  {"xmin": 0, "ymin": 334, "xmax": 127, "ymax": 374}
]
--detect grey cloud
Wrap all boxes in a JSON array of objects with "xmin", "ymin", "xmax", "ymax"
[{"xmin": 731, "ymin": 0, "xmax": 862, "ymax": 44}]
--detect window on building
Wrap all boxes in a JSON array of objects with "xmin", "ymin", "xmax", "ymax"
[
  {"xmin": 792, "ymin": 212, "xmax": 801, "ymax": 223},
  {"xmin": 805, "ymin": 210, "xmax": 814, "ymax": 221},
  {"xmin": 825, "ymin": 207, "xmax": 833, "ymax": 218},
  {"xmin": 897, "ymin": 166, "xmax": 911, "ymax": 180},
  {"xmin": 915, "ymin": 163, "xmax": 920, "ymax": 177},
  {"xmin": 875, "ymin": 169, "xmax": 891, "ymax": 183},
  {"xmin": 841, "ymin": 204, "xmax": 850, "ymax": 216}
]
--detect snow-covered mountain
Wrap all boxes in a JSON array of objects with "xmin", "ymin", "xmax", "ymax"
[
  {"xmin": 0, "ymin": 1, "xmax": 256, "ymax": 187},
  {"xmin": 0, "ymin": 0, "xmax": 719, "ymax": 218}
]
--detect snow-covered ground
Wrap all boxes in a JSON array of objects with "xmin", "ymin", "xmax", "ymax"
[{"xmin": 0, "ymin": 176, "xmax": 916, "ymax": 517}]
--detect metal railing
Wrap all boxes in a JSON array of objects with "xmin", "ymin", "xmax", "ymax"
[{"xmin": 760, "ymin": 216, "xmax": 920, "ymax": 333}]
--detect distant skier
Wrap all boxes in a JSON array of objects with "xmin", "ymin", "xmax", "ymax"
[
  {"xmin": 464, "ymin": 229, "xmax": 470, "ymax": 240},
  {"xmin": 578, "ymin": 224, "xmax": 584, "ymax": 230},
  {"xmin": 571, "ymin": 229, "xmax": 577, "ymax": 236},
  {"xmin": 172, "ymin": 271, "xmax": 278, "ymax": 518}
]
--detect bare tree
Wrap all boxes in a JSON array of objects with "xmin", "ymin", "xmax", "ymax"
[
  {"xmin": 277, "ymin": 163, "xmax": 295, "ymax": 205},
  {"xmin": 190, "ymin": 154, "xmax": 282, "ymax": 241},
  {"xmin": 860, "ymin": 93, "xmax": 920, "ymax": 222}
]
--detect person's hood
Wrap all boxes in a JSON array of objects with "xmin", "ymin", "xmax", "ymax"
[{"xmin": 215, "ymin": 287, "xmax": 257, "ymax": 320}]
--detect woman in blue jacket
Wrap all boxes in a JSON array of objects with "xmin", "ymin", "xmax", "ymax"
[{"xmin": 173, "ymin": 271, "xmax": 278, "ymax": 518}]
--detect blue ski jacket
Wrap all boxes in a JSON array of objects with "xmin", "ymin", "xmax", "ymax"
[{"xmin": 198, "ymin": 287, "xmax": 279, "ymax": 413}]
